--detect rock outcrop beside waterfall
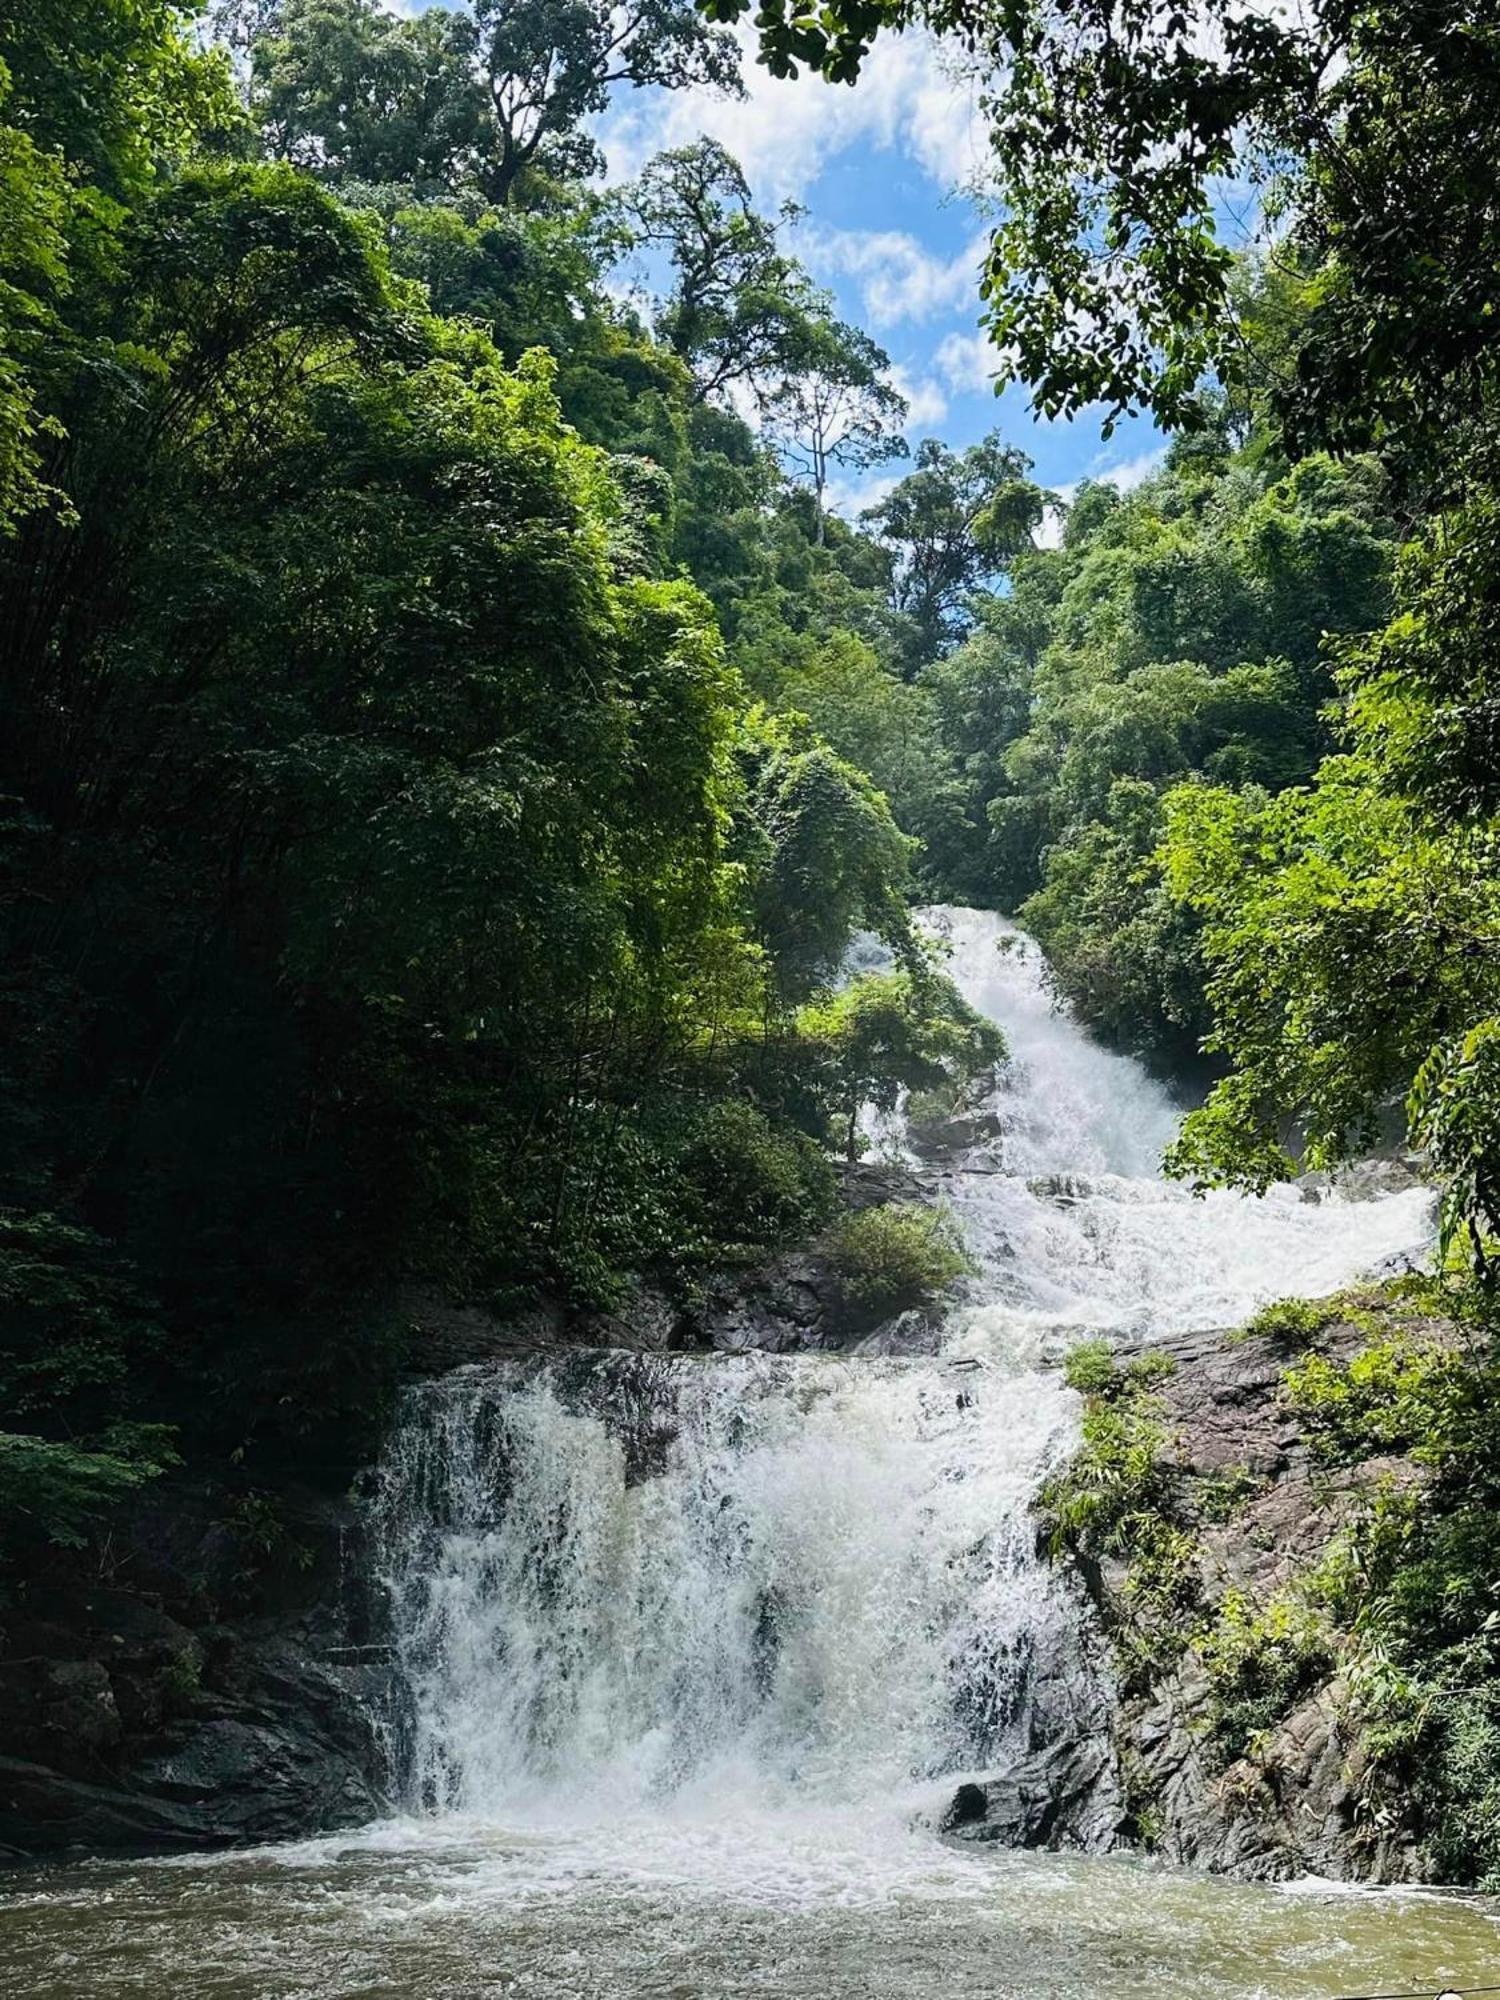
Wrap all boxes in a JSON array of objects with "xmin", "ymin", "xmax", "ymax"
[
  {"xmin": 398, "ymin": 1160, "xmax": 944, "ymax": 1369},
  {"xmin": 950, "ymin": 1289, "xmax": 1452, "ymax": 1885},
  {"xmin": 0, "ymin": 1481, "xmax": 392, "ymax": 1857}
]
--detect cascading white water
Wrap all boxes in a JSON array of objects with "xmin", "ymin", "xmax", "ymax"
[
  {"xmin": 375, "ymin": 1353, "xmax": 1078, "ymax": 1823},
  {"xmin": 371, "ymin": 907, "xmax": 1436, "ymax": 1833},
  {"xmin": 919, "ymin": 909, "xmax": 1436, "ymax": 1363}
]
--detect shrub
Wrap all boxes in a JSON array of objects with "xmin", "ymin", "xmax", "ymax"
[
  {"xmin": 824, "ymin": 1202, "xmax": 974, "ymax": 1310},
  {"xmin": 1236, "ymin": 1294, "xmax": 1337, "ymax": 1348},
  {"xmin": 1196, "ymin": 1585, "xmax": 1334, "ymax": 1765},
  {"xmin": 0, "ymin": 1426, "xmax": 177, "ymax": 1558},
  {"xmin": 675, "ymin": 1100, "xmax": 836, "ymax": 1250},
  {"xmin": 1039, "ymin": 1346, "xmax": 1197, "ymax": 1682},
  {"xmin": 1282, "ymin": 1335, "xmax": 1464, "ymax": 1462},
  {"xmin": 1063, "ymin": 1342, "xmax": 1176, "ymax": 1399},
  {"xmin": 1064, "ymin": 1339, "xmax": 1118, "ymax": 1396}
]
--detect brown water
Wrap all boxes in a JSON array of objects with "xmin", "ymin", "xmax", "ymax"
[{"xmin": 2, "ymin": 1812, "xmax": 1497, "ymax": 2000}]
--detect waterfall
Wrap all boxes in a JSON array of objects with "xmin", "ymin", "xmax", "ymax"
[{"xmin": 370, "ymin": 908, "xmax": 1436, "ymax": 1832}]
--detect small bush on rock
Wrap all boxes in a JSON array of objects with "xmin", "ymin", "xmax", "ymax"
[
  {"xmin": 1236, "ymin": 1294, "xmax": 1337, "ymax": 1348},
  {"xmin": 825, "ymin": 1202, "xmax": 974, "ymax": 1310}
]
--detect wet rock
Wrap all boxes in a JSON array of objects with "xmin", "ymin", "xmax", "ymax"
[
  {"xmin": 905, "ymin": 1108, "xmax": 1004, "ymax": 1161},
  {"xmin": 854, "ymin": 1307, "xmax": 945, "ymax": 1356},
  {"xmin": 945, "ymin": 1737, "xmax": 1126, "ymax": 1852},
  {"xmin": 942, "ymin": 1781, "xmax": 989, "ymax": 1830}
]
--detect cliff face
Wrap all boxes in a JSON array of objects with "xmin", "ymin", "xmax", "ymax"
[
  {"xmin": 1075, "ymin": 1318, "xmax": 1427, "ymax": 1883},
  {"xmin": 951, "ymin": 1287, "xmax": 1462, "ymax": 1884}
]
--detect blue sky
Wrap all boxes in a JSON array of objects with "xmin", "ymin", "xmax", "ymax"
[{"xmin": 395, "ymin": 7, "xmax": 1172, "ymax": 521}]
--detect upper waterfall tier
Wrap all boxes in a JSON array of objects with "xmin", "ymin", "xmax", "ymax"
[{"xmin": 913, "ymin": 906, "xmax": 1434, "ymax": 1361}]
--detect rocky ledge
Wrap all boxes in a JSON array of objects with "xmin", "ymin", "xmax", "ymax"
[
  {"xmin": 947, "ymin": 1284, "xmax": 1451, "ymax": 1884},
  {"xmin": 397, "ymin": 1160, "xmax": 948, "ymax": 1372}
]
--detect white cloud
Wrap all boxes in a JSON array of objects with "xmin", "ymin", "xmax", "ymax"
[
  {"xmin": 889, "ymin": 365, "xmax": 949, "ymax": 432},
  {"xmin": 802, "ymin": 226, "xmax": 988, "ymax": 329},
  {"xmin": 1089, "ymin": 442, "xmax": 1169, "ymax": 491},
  {"xmin": 596, "ymin": 23, "xmax": 987, "ymax": 206},
  {"xmin": 824, "ymin": 466, "xmax": 904, "ymax": 523},
  {"xmin": 934, "ymin": 327, "xmax": 1013, "ymax": 398}
]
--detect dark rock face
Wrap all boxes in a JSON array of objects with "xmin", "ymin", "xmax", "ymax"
[
  {"xmin": 945, "ymin": 1737, "xmax": 1124, "ymax": 1851},
  {"xmin": 1095, "ymin": 1321, "xmax": 1429, "ymax": 1883},
  {"xmin": 0, "ymin": 1491, "xmax": 393, "ymax": 1860},
  {"xmin": 690, "ymin": 1247, "xmax": 944, "ymax": 1357},
  {"xmin": 953, "ymin": 1312, "xmax": 1440, "ymax": 1885},
  {"xmin": 397, "ymin": 1162, "xmax": 946, "ymax": 1369},
  {"xmin": 940, "ymin": 1586, "xmax": 1131, "ymax": 1860}
]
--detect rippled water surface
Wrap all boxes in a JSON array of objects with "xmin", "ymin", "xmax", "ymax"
[
  {"xmin": 5, "ymin": 1821, "xmax": 1499, "ymax": 1999},
  {"xmin": 2, "ymin": 910, "xmax": 1469, "ymax": 1998}
]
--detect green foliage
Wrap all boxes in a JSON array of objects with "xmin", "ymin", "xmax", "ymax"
[
  {"xmin": 622, "ymin": 137, "xmax": 822, "ymax": 406},
  {"xmin": 759, "ymin": 313, "xmax": 909, "ymax": 539},
  {"xmin": 795, "ymin": 966, "xmax": 1005, "ymax": 1157},
  {"xmin": 1270, "ymin": 1322, "xmax": 1500, "ymax": 1887},
  {"xmin": 862, "ymin": 433, "xmax": 1045, "ymax": 668},
  {"xmin": 733, "ymin": 714, "xmax": 917, "ymax": 1001},
  {"xmin": 721, "ymin": 2, "xmax": 1500, "ymax": 458},
  {"xmin": 1038, "ymin": 1350, "xmax": 1197, "ymax": 1679},
  {"xmin": 1063, "ymin": 1340, "xmax": 1118, "ymax": 1397},
  {"xmin": 0, "ymin": 1212, "xmax": 164, "ymax": 1420},
  {"xmin": 251, "ymin": 0, "xmax": 741, "ymax": 207},
  {"xmin": 1236, "ymin": 1295, "xmax": 1338, "ymax": 1350},
  {"xmin": 0, "ymin": 1431, "xmax": 173, "ymax": 1555},
  {"xmin": 1196, "ymin": 1585, "xmax": 1334, "ymax": 1767},
  {"xmin": 824, "ymin": 1202, "xmax": 974, "ymax": 1312},
  {"xmin": 1282, "ymin": 1337, "xmax": 1469, "ymax": 1467},
  {"xmin": 1161, "ymin": 495, "xmax": 1500, "ymax": 1257},
  {"xmin": 673, "ymin": 1100, "xmax": 836, "ymax": 1252}
]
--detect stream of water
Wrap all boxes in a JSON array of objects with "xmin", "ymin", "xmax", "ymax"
[{"xmin": 5, "ymin": 908, "xmax": 1493, "ymax": 1999}]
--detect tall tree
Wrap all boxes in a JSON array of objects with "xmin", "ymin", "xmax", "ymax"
[
  {"xmin": 248, "ymin": 0, "xmax": 743, "ymax": 205},
  {"xmin": 471, "ymin": 0, "xmax": 741, "ymax": 204},
  {"xmin": 622, "ymin": 138, "xmax": 819, "ymax": 404},
  {"xmin": 861, "ymin": 432, "xmax": 1045, "ymax": 669},
  {"xmin": 250, "ymin": 0, "xmax": 484, "ymax": 191},
  {"xmin": 759, "ymin": 316, "xmax": 907, "ymax": 544}
]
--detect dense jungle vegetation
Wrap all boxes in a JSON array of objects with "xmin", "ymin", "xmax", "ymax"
[{"xmin": 5, "ymin": 0, "xmax": 1500, "ymax": 1640}]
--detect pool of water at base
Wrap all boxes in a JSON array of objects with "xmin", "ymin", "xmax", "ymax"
[{"xmin": 3, "ymin": 1811, "xmax": 1497, "ymax": 2000}]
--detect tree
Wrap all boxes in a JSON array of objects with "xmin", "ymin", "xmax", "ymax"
[
  {"xmin": 1160, "ymin": 494, "xmax": 1500, "ymax": 1250},
  {"xmin": 861, "ymin": 431, "xmax": 1045, "ymax": 669},
  {"xmin": 732, "ymin": 712, "xmax": 915, "ymax": 1001},
  {"xmin": 759, "ymin": 315, "xmax": 907, "ymax": 543},
  {"xmin": 622, "ymin": 138, "xmax": 820, "ymax": 404},
  {"xmin": 247, "ymin": 0, "xmax": 743, "ymax": 206},
  {"xmin": 0, "ymin": 64, "xmax": 69, "ymax": 535},
  {"xmin": 798, "ymin": 969, "xmax": 1005, "ymax": 1159},
  {"xmin": 712, "ymin": 0, "xmax": 1500, "ymax": 454},
  {"xmin": 472, "ymin": 0, "xmax": 741, "ymax": 205},
  {"xmin": 250, "ymin": 0, "xmax": 484, "ymax": 192}
]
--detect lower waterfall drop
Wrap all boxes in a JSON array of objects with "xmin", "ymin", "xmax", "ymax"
[{"xmin": 370, "ymin": 906, "xmax": 1437, "ymax": 1838}]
